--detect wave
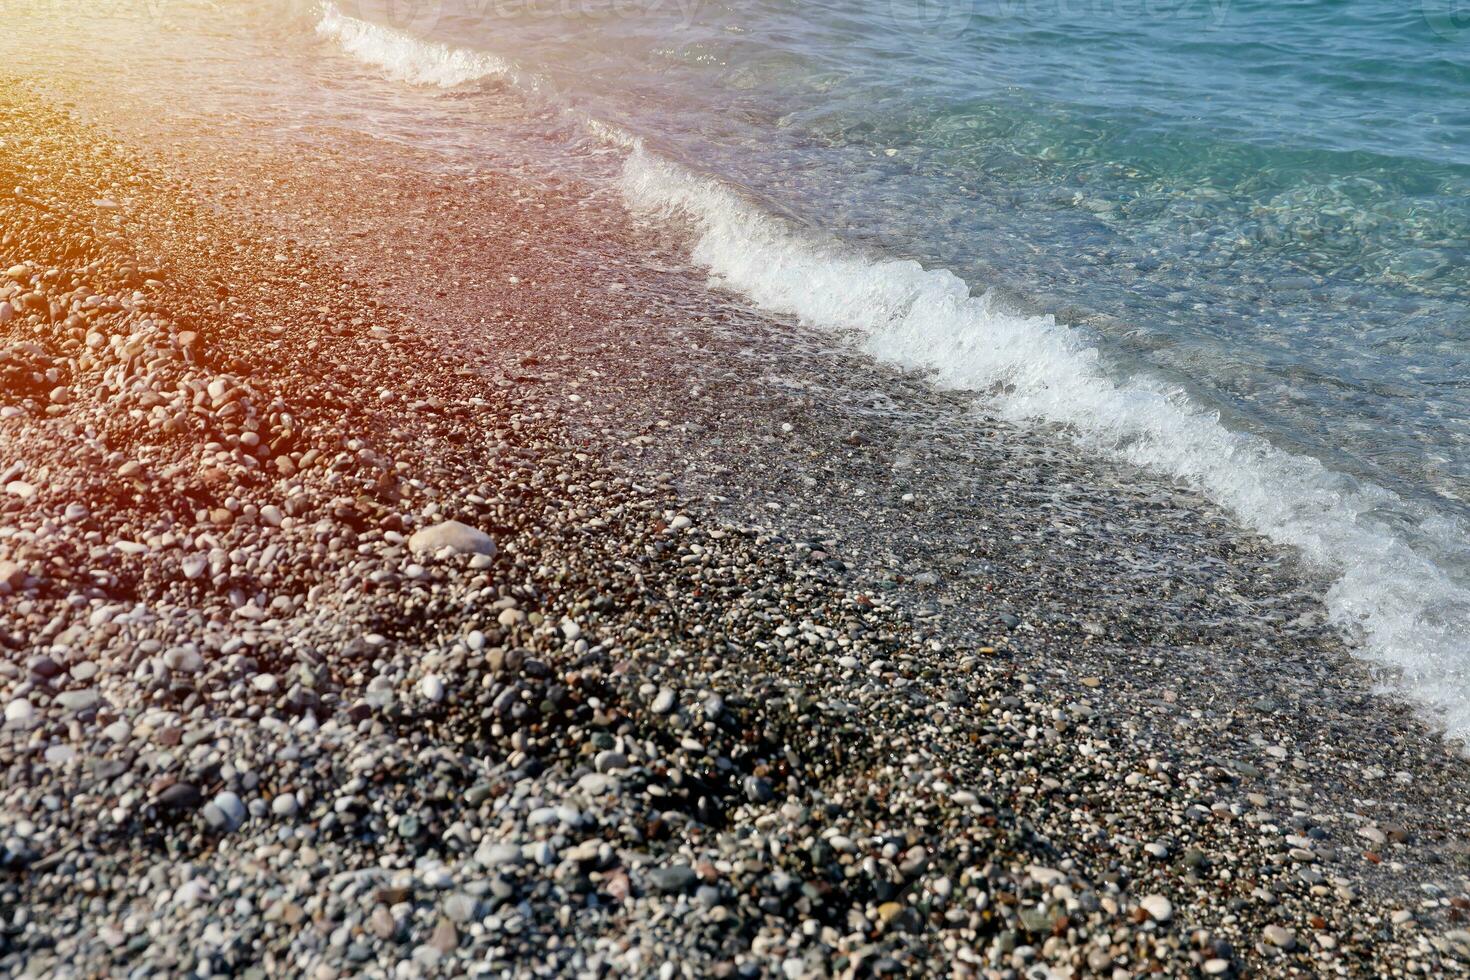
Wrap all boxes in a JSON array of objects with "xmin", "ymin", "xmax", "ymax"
[
  {"xmin": 316, "ymin": 4, "xmax": 1470, "ymax": 741},
  {"xmin": 316, "ymin": 3, "xmax": 514, "ymax": 88}
]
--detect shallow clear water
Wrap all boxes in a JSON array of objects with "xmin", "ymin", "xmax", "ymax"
[
  {"xmin": 387, "ymin": 0, "xmax": 1470, "ymax": 505},
  {"xmin": 6, "ymin": 0, "xmax": 1470, "ymax": 736}
]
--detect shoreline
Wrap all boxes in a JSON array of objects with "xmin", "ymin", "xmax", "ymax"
[{"xmin": 2, "ymin": 85, "xmax": 1469, "ymax": 977}]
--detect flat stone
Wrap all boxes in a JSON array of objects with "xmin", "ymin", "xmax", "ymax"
[
  {"xmin": 1263, "ymin": 925, "xmax": 1297, "ymax": 950},
  {"xmin": 163, "ymin": 647, "xmax": 203, "ymax": 672},
  {"xmin": 408, "ymin": 521, "xmax": 496, "ymax": 558},
  {"xmin": 649, "ymin": 865, "xmax": 697, "ymax": 895},
  {"xmin": 476, "ymin": 842, "xmax": 523, "ymax": 868},
  {"xmin": 28, "ymin": 656, "xmax": 61, "ymax": 679},
  {"xmin": 55, "ymin": 689, "xmax": 99, "ymax": 712},
  {"xmin": 577, "ymin": 773, "xmax": 615, "ymax": 794},
  {"xmin": 44, "ymin": 745, "xmax": 76, "ymax": 765},
  {"xmin": 158, "ymin": 783, "xmax": 202, "ymax": 809},
  {"xmin": 594, "ymin": 750, "xmax": 628, "ymax": 773},
  {"xmin": 428, "ymin": 919, "xmax": 458, "ymax": 954},
  {"xmin": 443, "ymin": 893, "xmax": 478, "ymax": 923},
  {"xmin": 1018, "ymin": 906, "xmax": 1053, "ymax": 932}
]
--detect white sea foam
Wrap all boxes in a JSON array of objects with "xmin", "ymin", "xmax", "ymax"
[
  {"xmin": 316, "ymin": 2, "xmax": 513, "ymax": 88},
  {"xmin": 619, "ymin": 149, "xmax": 1470, "ymax": 738},
  {"xmin": 317, "ymin": 5, "xmax": 1470, "ymax": 741}
]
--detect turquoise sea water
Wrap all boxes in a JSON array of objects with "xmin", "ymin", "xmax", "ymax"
[
  {"xmin": 391, "ymin": 0, "xmax": 1470, "ymax": 507},
  {"xmin": 5, "ymin": 0, "xmax": 1470, "ymax": 733}
]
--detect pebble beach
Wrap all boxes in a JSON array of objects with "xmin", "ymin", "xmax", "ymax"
[{"xmin": 3, "ymin": 79, "xmax": 1470, "ymax": 980}]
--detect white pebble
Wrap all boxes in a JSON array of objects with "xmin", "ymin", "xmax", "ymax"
[
  {"xmin": 1140, "ymin": 894, "xmax": 1173, "ymax": 922},
  {"xmin": 4, "ymin": 699, "xmax": 33, "ymax": 725}
]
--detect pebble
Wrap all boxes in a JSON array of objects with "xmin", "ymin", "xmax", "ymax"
[
  {"xmin": 163, "ymin": 647, "xmax": 203, "ymax": 672},
  {"xmin": 429, "ymin": 919, "xmax": 458, "ymax": 954},
  {"xmin": 407, "ymin": 520, "xmax": 496, "ymax": 557},
  {"xmin": 158, "ymin": 783, "xmax": 202, "ymax": 809},
  {"xmin": 1140, "ymin": 894, "xmax": 1173, "ymax": 922},
  {"xmin": 0, "ymin": 98, "xmax": 1456, "ymax": 980},
  {"xmin": 369, "ymin": 906, "xmax": 396, "ymax": 940},
  {"xmin": 1263, "ymin": 925, "xmax": 1297, "ymax": 950},
  {"xmin": 0, "ymin": 560, "xmax": 23, "ymax": 589},
  {"xmin": 55, "ymin": 690, "xmax": 99, "ymax": 712},
  {"xmin": 443, "ymin": 893, "xmax": 478, "ymax": 924},
  {"xmin": 206, "ymin": 792, "xmax": 247, "ymax": 832},
  {"xmin": 651, "ymin": 688, "xmax": 677, "ymax": 714},
  {"xmin": 649, "ymin": 866, "xmax": 698, "ymax": 895},
  {"xmin": 476, "ymin": 843, "xmax": 522, "ymax": 868},
  {"xmin": 44, "ymin": 745, "xmax": 76, "ymax": 765},
  {"xmin": 594, "ymin": 750, "xmax": 628, "ymax": 773}
]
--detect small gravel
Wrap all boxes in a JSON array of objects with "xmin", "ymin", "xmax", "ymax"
[{"xmin": 1, "ymin": 83, "xmax": 1468, "ymax": 979}]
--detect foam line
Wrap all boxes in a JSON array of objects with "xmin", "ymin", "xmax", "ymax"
[
  {"xmin": 316, "ymin": 2, "xmax": 513, "ymax": 88},
  {"xmin": 619, "ymin": 147, "xmax": 1470, "ymax": 738}
]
